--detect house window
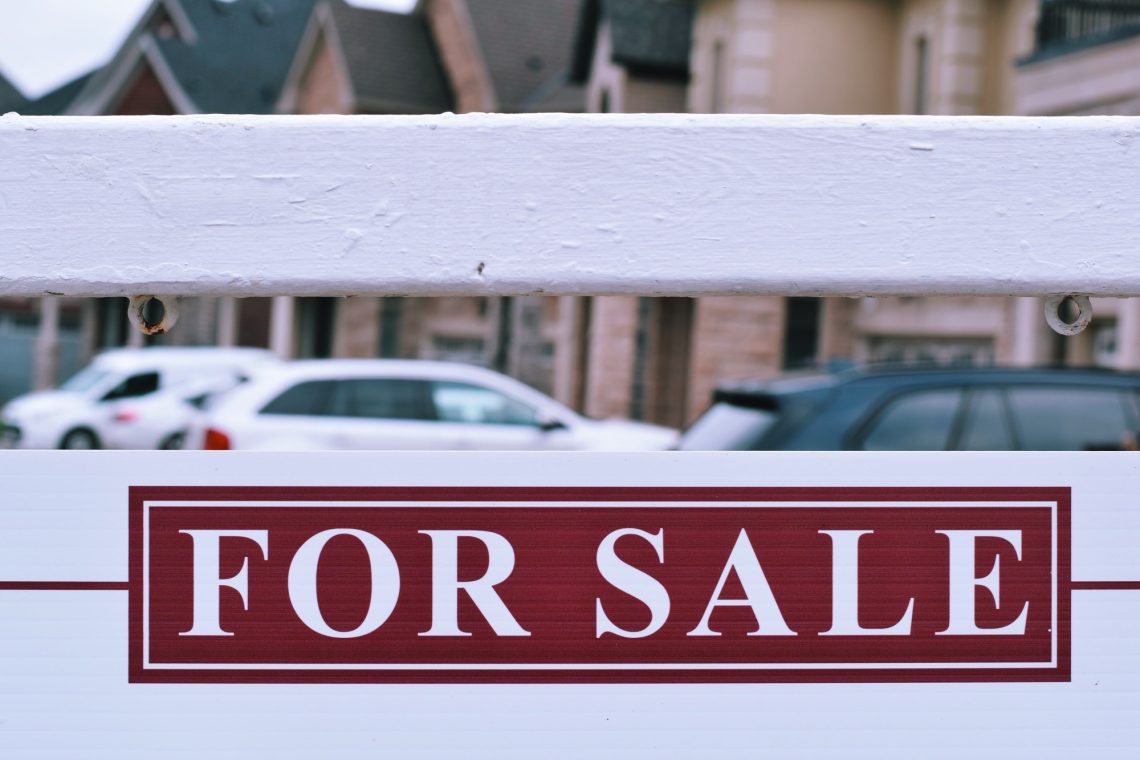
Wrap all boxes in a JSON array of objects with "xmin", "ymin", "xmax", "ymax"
[
  {"xmin": 1093, "ymin": 320, "xmax": 1119, "ymax": 368},
  {"xmin": 711, "ymin": 40, "xmax": 726, "ymax": 113},
  {"xmin": 378, "ymin": 297, "xmax": 403, "ymax": 358},
  {"xmin": 296, "ymin": 297, "xmax": 336, "ymax": 359},
  {"xmin": 782, "ymin": 297, "xmax": 821, "ymax": 370},
  {"xmin": 914, "ymin": 36, "xmax": 929, "ymax": 115}
]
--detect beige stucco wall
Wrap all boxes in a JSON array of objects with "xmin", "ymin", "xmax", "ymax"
[
  {"xmin": 624, "ymin": 78, "xmax": 688, "ymax": 113},
  {"xmin": 771, "ymin": 0, "xmax": 900, "ymax": 114},
  {"xmin": 897, "ymin": 0, "xmax": 981, "ymax": 114},
  {"xmin": 978, "ymin": 0, "xmax": 1038, "ymax": 114},
  {"xmin": 689, "ymin": 0, "xmax": 775, "ymax": 113}
]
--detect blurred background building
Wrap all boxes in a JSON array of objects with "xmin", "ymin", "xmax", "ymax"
[{"xmin": 3, "ymin": 0, "xmax": 1140, "ymax": 424}]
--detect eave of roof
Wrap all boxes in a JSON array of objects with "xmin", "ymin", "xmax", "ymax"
[{"xmin": 571, "ymin": 0, "xmax": 692, "ymax": 85}]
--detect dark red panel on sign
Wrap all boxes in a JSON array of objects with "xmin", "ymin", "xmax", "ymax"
[{"xmin": 129, "ymin": 487, "xmax": 1069, "ymax": 683}]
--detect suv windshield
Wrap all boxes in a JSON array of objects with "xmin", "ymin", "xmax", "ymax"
[{"xmin": 59, "ymin": 367, "xmax": 111, "ymax": 394}]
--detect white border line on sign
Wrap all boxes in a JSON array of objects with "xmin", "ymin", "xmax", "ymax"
[{"xmin": 141, "ymin": 499, "xmax": 1060, "ymax": 672}]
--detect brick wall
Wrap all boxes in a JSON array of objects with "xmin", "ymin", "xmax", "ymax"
[
  {"xmin": 426, "ymin": 0, "xmax": 495, "ymax": 112},
  {"xmin": 686, "ymin": 296, "xmax": 784, "ymax": 422},
  {"xmin": 296, "ymin": 29, "xmax": 349, "ymax": 114},
  {"xmin": 114, "ymin": 65, "xmax": 176, "ymax": 115},
  {"xmin": 582, "ymin": 296, "xmax": 639, "ymax": 420}
]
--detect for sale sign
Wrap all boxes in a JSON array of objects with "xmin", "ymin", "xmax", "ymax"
[{"xmin": 132, "ymin": 486, "xmax": 1067, "ymax": 683}]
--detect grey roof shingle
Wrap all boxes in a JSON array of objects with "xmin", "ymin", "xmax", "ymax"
[
  {"xmin": 326, "ymin": 0, "xmax": 452, "ymax": 113},
  {"xmin": 572, "ymin": 0, "xmax": 692, "ymax": 83},
  {"xmin": 156, "ymin": 0, "xmax": 317, "ymax": 113},
  {"xmin": 464, "ymin": 0, "xmax": 585, "ymax": 112}
]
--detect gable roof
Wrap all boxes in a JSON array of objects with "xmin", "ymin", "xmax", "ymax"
[
  {"xmin": 462, "ymin": 0, "xmax": 585, "ymax": 112},
  {"xmin": 159, "ymin": 0, "xmax": 316, "ymax": 113},
  {"xmin": 69, "ymin": 0, "xmax": 316, "ymax": 115},
  {"xmin": 0, "ymin": 69, "xmax": 27, "ymax": 113},
  {"xmin": 324, "ymin": 0, "xmax": 452, "ymax": 113},
  {"xmin": 571, "ymin": 0, "xmax": 693, "ymax": 83}
]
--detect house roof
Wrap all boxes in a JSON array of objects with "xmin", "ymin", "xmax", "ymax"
[
  {"xmin": 324, "ymin": 0, "xmax": 452, "ymax": 113},
  {"xmin": 571, "ymin": 0, "xmax": 693, "ymax": 83},
  {"xmin": 157, "ymin": 0, "xmax": 316, "ymax": 113},
  {"xmin": 69, "ymin": 0, "xmax": 316, "ymax": 115},
  {"xmin": 0, "ymin": 69, "xmax": 27, "ymax": 113},
  {"xmin": 20, "ymin": 72, "xmax": 94, "ymax": 115},
  {"xmin": 463, "ymin": 0, "xmax": 585, "ymax": 112}
]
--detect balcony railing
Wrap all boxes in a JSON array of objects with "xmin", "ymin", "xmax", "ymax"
[{"xmin": 1035, "ymin": 0, "xmax": 1140, "ymax": 55}]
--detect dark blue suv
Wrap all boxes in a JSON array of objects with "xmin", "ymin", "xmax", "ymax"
[{"xmin": 678, "ymin": 367, "xmax": 1140, "ymax": 451}]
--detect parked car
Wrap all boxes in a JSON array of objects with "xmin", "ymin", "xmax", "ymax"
[
  {"xmin": 678, "ymin": 366, "xmax": 1140, "ymax": 451},
  {"xmin": 1, "ymin": 347, "xmax": 279, "ymax": 449},
  {"xmin": 195, "ymin": 360, "xmax": 679, "ymax": 451},
  {"xmin": 100, "ymin": 373, "xmax": 249, "ymax": 450}
]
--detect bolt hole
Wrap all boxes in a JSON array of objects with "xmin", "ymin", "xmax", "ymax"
[
  {"xmin": 1043, "ymin": 294, "xmax": 1092, "ymax": 337},
  {"xmin": 128, "ymin": 295, "xmax": 180, "ymax": 336},
  {"xmin": 141, "ymin": 297, "xmax": 165, "ymax": 325},
  {"xmin": 1057, "ymin": 296, "xmax": 1081, "ymax": 326}
]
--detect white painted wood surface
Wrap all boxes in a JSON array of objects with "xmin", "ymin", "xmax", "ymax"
[
  {"xmin": 0, "ymin": 451, "xmax": 1137, "ymax": 758},
  {"xmin": 2, "ymin": 113, "xmax": 1139, "ymax": 298}
]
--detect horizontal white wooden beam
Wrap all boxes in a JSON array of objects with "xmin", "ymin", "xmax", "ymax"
[{"xmin": 2, "ymin": 113, "xmax": 1139, "ymax": 298}]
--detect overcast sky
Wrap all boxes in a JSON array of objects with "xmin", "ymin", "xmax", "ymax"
[{"xmin": 0, "ymin": 0, "xmax": 416, "ymax": 99}]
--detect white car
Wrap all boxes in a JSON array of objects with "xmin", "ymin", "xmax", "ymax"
[
  {"xmin": 196, "ymin": 360, "xmax": 679, "ymax": 451},
  {"xmin": 99, "ymin": 373, "xmax": 249, "ymax": 450},
  {"xmin": 1, "ymin": 347, "xmax": 279, "ymax": 449}
]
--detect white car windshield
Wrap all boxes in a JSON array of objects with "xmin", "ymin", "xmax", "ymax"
[{"xmin": 59, "ymin": 367, "xmax": 112, "ymax": 394}]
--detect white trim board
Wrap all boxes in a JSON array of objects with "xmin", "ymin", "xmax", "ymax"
[{"xmin": 1, "ymin": 114, "xmax": 1139, "ymax": 298}]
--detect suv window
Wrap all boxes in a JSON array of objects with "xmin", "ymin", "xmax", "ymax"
[
  {"xmin": 101, "ymin": 372, "xmax": 160, "ymax": 401},
  {"xmin": 431, "ymin": 382, "xmax": 538, "ymax": 426},
  {"xmin": 858, "ymin": 388, "xmax": 963, "ymax": 451},
  {"xmin": 260, "ymin": 380, "xmax": 337, "ymax": 416},
  {"xmin": 334, "ymin": 379, "xmax": 433, "ymax": 421},
  {"xmin": 1007, "ymin": 387, "xmax": 1138, "ymax": 450}
]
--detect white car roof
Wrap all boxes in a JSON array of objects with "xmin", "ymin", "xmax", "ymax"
[
  {"xmin": 259, "ymin": 359, "xmax": 531, "ymax": 383},
  {"xmin": 92, "ymin": 347, "xmax": 278, "ymax": 372}
]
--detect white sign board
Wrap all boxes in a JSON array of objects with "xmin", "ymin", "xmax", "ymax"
[{"xmin": 0, "ymin": 451, "xmax": 1137, "ymax": 757}]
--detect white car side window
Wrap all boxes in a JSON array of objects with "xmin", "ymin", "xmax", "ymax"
[{"xmin": 431, "ymin": 382, "xmax": 538, "ymax": 426}]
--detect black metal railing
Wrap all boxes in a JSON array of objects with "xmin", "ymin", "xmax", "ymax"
[{"xmin": 1036, "ymin": 0, "xmax": 1140, "ymax": 52}]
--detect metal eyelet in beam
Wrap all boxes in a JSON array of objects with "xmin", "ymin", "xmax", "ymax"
[
  {"xmin": 1043, "ymin": 295, "xmax": 1092, "ymax": 336},
  {"xmin": 127, "ymin": 295, "xmax": 180, "ymax": 336}
]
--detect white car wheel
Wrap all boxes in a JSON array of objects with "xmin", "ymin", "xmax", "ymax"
[
  {"xmin": 159, "ymin": 432, "xmax": 186, "ymax": 450},
  {"xmin": 59, "ymin": 428, "xmax": 100, "ymax": 450}
]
